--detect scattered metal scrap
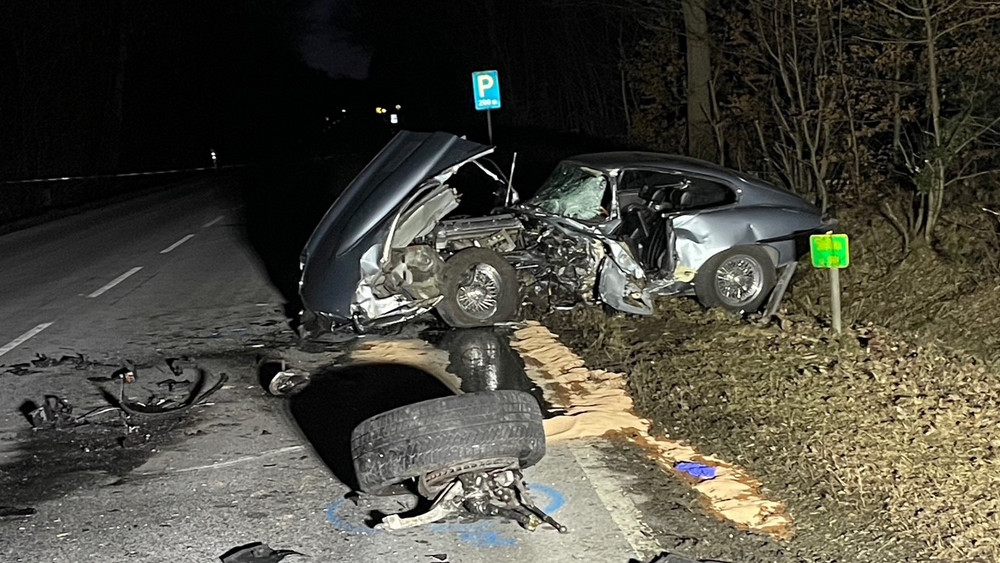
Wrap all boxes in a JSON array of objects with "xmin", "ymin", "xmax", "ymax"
[
  {"xmin": 219, "ymin": 542, "xmax": 305, "ymax": 563},
  {"xmin": 3, "ymin": 364, "xmax": 38, "ymax": 376},
  {"xmin": 165, "ymin": 356, "xmax": 196, "ymax": 376},
  {"xmin": 348, "ymin": 487, "xmax": 419, "ymax": 515},
  {"xmin": 263, "ymin": 360, "xmax": 309, "ymax": 397},
  {"xmin": 26, "ymin": 357, "xmax": 226, "ymax": 430},
  {"xmin": 30, "ymin": 352, "xmax": 103, "ymax": 369},
  {"xmin": 156, "ymin": 378, "xmax": 192, "ymax": 392},
  {"xmin": 518, "ymin": 222, "xmax": 604, "ymax": 311},
  {"xmin": 114, "ymin": 366, "xmax": 227, "ymax": 417},
  {"xmin": 647, "ymin": 553, "xmax": 730, "ymax": 563},
  {"xmin": 376, "ymin": 461, "xmax": 566, "ymax": 533},
  {"xmin": 0, "ymin": 506, "xmax": 36, "ymax": 519},
  {"xmin": 28, "ymin": 395, "xmax": 79, "ymax": 429},
  {"xmin": 111, "ymin": 359, "xmax": 136, "ymax": 383},
  {"xmin": 3, "ymin": 352, "xmax": 111, "ymax": 376}
]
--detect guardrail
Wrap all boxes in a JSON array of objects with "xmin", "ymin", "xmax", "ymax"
[{"xmin": 0, "ymin": 164, "xmax": 243, "ymax": 228}]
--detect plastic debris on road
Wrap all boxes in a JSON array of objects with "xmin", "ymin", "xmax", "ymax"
[
  {"xmin": 219, "ymin": 542, "xmax": 304, "ymax": 563},
  {"xmin": 675, "ymin": 461, "xmax": 717, "ymax": 480}
]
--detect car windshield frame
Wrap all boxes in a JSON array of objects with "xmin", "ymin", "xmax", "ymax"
[{"xmin": 527, "ymin": 162, "xmax": 609, "ymax": 221}]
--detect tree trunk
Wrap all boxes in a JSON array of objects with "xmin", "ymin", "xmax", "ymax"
[
  {"xmin": 921, "ymin": 0, "xmax": 943, "ymax": 244},
  {"xmin": 682, "ymin": 0, "xmax": 716, "ymax": 162}
]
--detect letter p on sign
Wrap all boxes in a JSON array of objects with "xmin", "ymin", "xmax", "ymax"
[
  {"xmin": 477, "ymin": 74, "xmax": 494, "ymax": 97},
  {"xmin": 472, "ymin": 70, "xmax": 501, "ymax": 111}
]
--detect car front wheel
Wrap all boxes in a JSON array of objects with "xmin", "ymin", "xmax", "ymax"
[
  {"xmin": 436, "ymin": 247, "xmax": 518, "ymax": 327},
  {"xmin": 695, "ymin": 246, "xmax": 776, "ymax": 313}
]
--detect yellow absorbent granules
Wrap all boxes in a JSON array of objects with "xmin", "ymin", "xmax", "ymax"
[{"xmin": 510, "ymin": 321, "xmax": 792, "ymax": 539}]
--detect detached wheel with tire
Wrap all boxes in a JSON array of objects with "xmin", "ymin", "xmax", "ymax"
[
  {"xmin": 695, "ymin": 246, "xmax": 776, "ymax": 313},
  {"xmin": 436, "ymin": 247, "xmax": 518, "ymax": 328},
  {"xmin": 351, "ymin": 390, "xmax": 546, "ymax": 494}
]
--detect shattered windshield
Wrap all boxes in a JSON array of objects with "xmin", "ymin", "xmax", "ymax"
[{"xmin": 528, "ymin": 163, "xmax": 608, "ymax": 220}]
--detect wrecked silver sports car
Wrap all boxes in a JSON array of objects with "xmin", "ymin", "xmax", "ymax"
[{"xmin": 299, "ymin": 131, "xmax": 834, "ymax": 331}]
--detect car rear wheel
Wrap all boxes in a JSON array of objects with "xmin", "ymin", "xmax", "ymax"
[
  {"xmin": 436, "ymin": 247, "xmax": 519, "ymax": 327},
  {"xmin": 350, "ymin": 390, "xmax": 546, "ymax": 494},
  {"xmin": 695, "ymin": 246, "xmax": 776, "ymax": 313}
]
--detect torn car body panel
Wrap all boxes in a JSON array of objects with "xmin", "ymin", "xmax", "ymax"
[
  {"xmin": 671, "ymin": 205, "xmax": 820, "ymax": 273},
  {"xmin": 300, "ymin": 131, "xmax": 496, "ymax": 327}
]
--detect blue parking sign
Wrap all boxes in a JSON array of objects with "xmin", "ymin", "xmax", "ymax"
[{"xmin": 472, "ymin": 70, "xmax": 501, "ymax": 111}]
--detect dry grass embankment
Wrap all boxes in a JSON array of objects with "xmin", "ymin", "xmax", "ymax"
[{"xmin": 546, "ymin": 204, "xmax": 1000, "ymax": 561}]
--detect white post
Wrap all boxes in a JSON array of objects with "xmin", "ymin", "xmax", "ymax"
[{"xmin": 830, "ymin": 267, "xmax": 842, "ymax": 334}]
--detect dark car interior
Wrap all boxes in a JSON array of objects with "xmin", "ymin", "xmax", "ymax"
[{"xmin": 616, "ymin": 170, "xmax": 735, "ymax": 276}]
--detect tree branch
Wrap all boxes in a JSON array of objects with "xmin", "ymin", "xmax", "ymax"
[
  {"xmin": 945, "ymin": 169, "xmax": 1000, "ymax": 187},
  {"xmin": 875, "ymin": 0, "xmax": 921, "ymax": 20},
  {"xmin": 936, "ymin": 12, "xmax": 1000, "ymax": 39}
]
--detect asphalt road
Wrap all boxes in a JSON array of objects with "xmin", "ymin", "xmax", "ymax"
[{"xmin": 0, "ymin": 176, "xmax": 668, "ymax": 563}]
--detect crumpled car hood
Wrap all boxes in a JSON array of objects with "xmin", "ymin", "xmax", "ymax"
[{"xmin": 300, "ymin": 131, "xmax": 493, "ymax": 323}]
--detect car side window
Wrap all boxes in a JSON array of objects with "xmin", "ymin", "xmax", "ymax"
[
  {"xmin": 677, "ymin": 177, "xmax": 736, "ymax": 210},
  {"xmin": 620, "ymin": 170, "xmax": 734, "ymax": 212},
  {"xmin": 620, "ymin": 170, "xmax": 688, "ymax": 212}
]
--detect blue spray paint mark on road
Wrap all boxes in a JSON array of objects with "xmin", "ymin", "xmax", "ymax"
[
  {"xmin": 325, "ymin": 502, "xmax": 378, "ymax": 536},
  {"xmin": 527, "ymin": 483, "xmax": 565, "ymax": 514},
  {"xmin": 325, "ymin": 482, "xmax": 566, "ymax": 548},
  {"xmin": 458, "ymin": 529, "xmax": 517, "ymax": 548}
]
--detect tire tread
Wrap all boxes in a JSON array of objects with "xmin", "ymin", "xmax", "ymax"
[{"xmin": 351, "ymin": 391, "xmax": 545, "ymax": 493}]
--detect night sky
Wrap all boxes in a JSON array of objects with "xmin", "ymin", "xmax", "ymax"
[
  {"xmin": 0, "ymin": 0, "xmax": 633, "ymax": 183},
  {"xmin": 298, "ymin": 0, "xmax": 371, "ymax": 80}
]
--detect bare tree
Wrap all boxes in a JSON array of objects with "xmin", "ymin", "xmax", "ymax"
[
  {"xmin": 731, "ymin": 0, "xmax": 860, "ymax": 212},
  {"xmin": 872, "ymin": 0, "xmax": 1000, "ymax": 248},
  {"xmin": 682, "ymin": 0, "xmax": 717, "ymax": 161}
]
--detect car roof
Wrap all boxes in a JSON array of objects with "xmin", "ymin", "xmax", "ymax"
[
  {"xmin": 560, "ymin": 151, "xmax": 819, "ymax": 209},
  {"xmin": 563, "ymin": 152, "xmax": 748, "ymax": 181}
]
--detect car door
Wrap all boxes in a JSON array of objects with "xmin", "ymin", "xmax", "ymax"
[
  {"xmin": 614, "ymin": 169, "xmax": 684, "ymax": 276},
  {"xmin": 615, "ymin": 168, "xmax": 738, "ymax": 277}
]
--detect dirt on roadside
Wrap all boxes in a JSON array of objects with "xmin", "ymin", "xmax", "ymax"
[{"xmin": 542, "ymin": 203, "xmax": 1000, "ymax": 562}]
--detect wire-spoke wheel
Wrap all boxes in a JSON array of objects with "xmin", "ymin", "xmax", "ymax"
[
  {"xmin": 695, "ymin": 246, "xmax": 776, "ymax": 313},
  {"xmin": 436, "ymin": 248, "xmax": 518, "ymax": 327},
  {"xmin": 455, "ymin": 263, "xmax": 502, "ymax": 320},
  {"xmin": 714, "ymin": 255, "xmax": 765, "ymax": 308}
]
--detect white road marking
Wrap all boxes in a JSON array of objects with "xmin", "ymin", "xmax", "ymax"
[
  {"xmin": 570, "ymin": 442, "xmax": 664, "ymax": 560},
  {"xmin": 159, "ymin": 234, "xmax": 195, "ymax": 254},
  {"xmin": 0, "ymin": 322, "xmax": 54, "ymax": 358},
  {"xmin": 87, "ymin": 266, "xmax": 143, "ymax": 298},
  {"xmin": 202, "ymin": 215, "xmax": 224, "ymax": 228}
]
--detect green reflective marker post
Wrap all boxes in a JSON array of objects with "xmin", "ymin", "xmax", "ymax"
[{"xmin": 810, "ymin": 232, "xmax": 850, "ymax": 334}]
